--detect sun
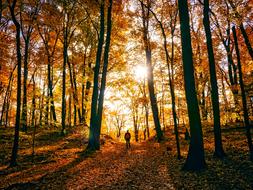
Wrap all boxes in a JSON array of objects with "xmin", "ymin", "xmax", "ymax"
[{"xmin": 134, "ymin": 64, "xmax": 147, "ymax": 80}]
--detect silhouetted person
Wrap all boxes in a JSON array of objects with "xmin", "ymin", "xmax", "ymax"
[{"xmin": 124, "ymin": 130, "xmax": 131, "ymax": 149}]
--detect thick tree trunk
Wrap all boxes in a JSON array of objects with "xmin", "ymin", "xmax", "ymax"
[
  {"xmin": 232, "ymin": 26, "xmax": 253, "ymax": 161},
  {"xmin": 203, "ymin": 0, "xmax": 225, "ymax": 158},
  {"xmin": 178, "ymin": 0, "xmax": 206, "ymax": 171},
  {"xmin": 97, "ymin": 0, "xmax": 113, "ymax": 147},
  {"xmin": 9, "ymin": 0, "xmax": 22, "ymax": 167},
  {"xmin": 87, "ymin": 1, "xmax": 105, "ymax": 151}
]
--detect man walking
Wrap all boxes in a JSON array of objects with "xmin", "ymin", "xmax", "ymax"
[{"xmin": 124, "ymin": 130, "xmax": 131, "ymax": 149}]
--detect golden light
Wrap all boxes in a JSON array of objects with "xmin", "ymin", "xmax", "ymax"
[{"xmin": 134, "ymin": 64, "xmax": 147, "ymax": 80}]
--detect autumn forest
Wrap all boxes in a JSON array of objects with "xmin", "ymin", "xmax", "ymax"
[{"xmin": 0, "ymin": 0, "xmax": 253, "ymax": 189}]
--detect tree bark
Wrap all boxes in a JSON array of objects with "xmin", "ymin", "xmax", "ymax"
[
  {"xmin": 203, "ymin": 0, "xmax": 225, "ymax": 158},
  {"xmin": 240, "ymin": 25, "xmax": 253, "ymax": 60},
  {"xmin": 232, "ymin": 26, "xmax": 253, "ymax": 161},
  {"xmin": 97, "ymin": 0, "xmax": 113, "ymax": 148},
  {"xmin": 21, "ymin": 38, "xmax": 30, "ymax": 132},
  {"xmin": 61, "ymin": 22, "xmax": 68, "ymax": 135},
  {"xmin": 141, "ymin": 1, "xmax": 163, "ymax": 142},
  {"xmin": 178, "ymin": 0, "xmax": 206, "ymax": 171},
  {"xmin": 87, "ymin": 1, "xmax": 105, "ymax": 151},
  {"xmin": 8, "ymin": 0, "xmax": 22, "ymax": 167}
]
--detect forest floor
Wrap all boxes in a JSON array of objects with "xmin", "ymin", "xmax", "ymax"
[{"xmin": 0, "ymin": 125, "xmax": 253, "ymax": 190}]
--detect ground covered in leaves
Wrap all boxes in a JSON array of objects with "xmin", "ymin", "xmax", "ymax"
[{"xmin": 0, "ymin": 125, "xmax": 253, "ymax": 189}]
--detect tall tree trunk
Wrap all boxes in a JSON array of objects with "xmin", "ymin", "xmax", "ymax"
[
  {"xmin": 0, "ymin": 0, "xmax": 2, "ymax": 22},
  {"xmin": 203, "ymin": 0, "xmax": 225, "ymax": 158},
  {"xmin": 232, "ymin": 26, "xmax": 253, "ymax": 161},
  {"xmin": 141, "ymin": 1, "xmax": 163, "ymax": 142},
  {"xmin": 39, "ymin": 80, "xmax": 45, "ymax": 127},
  {"xmin": 31, "ymin": 75, "xmax": 36, "ymax": 161},
  {"xmin": 21, "ymin": 38, "xmax": 30, "ymax": 132},
  {"xmin": 72, "ymin": 64, "xmax": 82, "ymax": 123},
  {"xmin": 239, "ymin": 25, "xmax": 253, "ymax": 60},
  {"xmin": 87, "ymin": 1, "xmax": 105, "ymax": 151},
  {"xmin": 47, "ymin": 58, "xmax": 57, "ymax": 126},
  {"xmin": 146, "ymin": 50, "xmax": 163, "ymax": 141},
  {"xmin": 145, "ymin": 105, "xmax": 150, "ymax": 138},
  {"xmin": 178, "ymin": 0, "xmax": 206, "ymax": 171},
  {"xmin": 9, "ymin": 0, "xmax": 22, "ymax": 167},
  {"xmin": 97, "ymin": 0, "xmax": 113, "ymax": 148},
  {"xmin": 31, "ymin": 76, "xmax": 36, "ymax": 129},
  {"xmin": 67, "ymin": 58, "xmax": 77, "ymax": 126},
  {"xmin": 5, "ymin": 84, "xmax": 13, "ymax": 128},
  {"xmin": 227, "ymin": 0, "xmax": 253, "ymax": 60},
  {"xmin": 0, "ymin": 66, "xmax": 16, "ymax": 126},
  {"xmin": 61, "ymin": 26, "xmax": 68, "ymax": 135},
  {"xmin": 68, "ymin": 96, "xmax": 72, "ymax": 127}
]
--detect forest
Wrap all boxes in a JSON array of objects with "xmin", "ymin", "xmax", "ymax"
[{"xmin": 0, "ymin": 0, "xmax": 253, "ymax": 189}]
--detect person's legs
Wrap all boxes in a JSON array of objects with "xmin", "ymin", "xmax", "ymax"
[{"xmin": 126, "ymin": 140, "xmax": 130, "ymax": 149}]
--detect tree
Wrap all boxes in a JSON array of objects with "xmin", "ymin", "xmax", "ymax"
[
  {"xmin": 140, "ymin": 0, "xmax": 163, "ymax": 142},
  {"xmin": 227, "ymin": 0, "xmax": 253, "ymax": 60},
  {"xmin": 178, "ymin": 0, "xmax": 206, "ymax": 171},
  {"xmin": 87, "ymin": 0, "xmax": 113, "ymax": 150},
  {"xmin": 140, "ymin": 0, "xmax": 181, "ymax": 158},
  {"xmin": 20, "ymin": 0, "xmax": 40, "ymax": 132},
  {"xmin": 7, "ymin": 0, "xmax": 22, "ymax": 167},
  {"xmin": 232, "ymin": 26, "xmax": 253, "ymax": 161},
  {"xmin": 202, "ymin": 0, "xmax": 225, "ymax": 158},
  {"xmin": 37, "ymin": 3, "xmax": 61, "ymax": 127}
]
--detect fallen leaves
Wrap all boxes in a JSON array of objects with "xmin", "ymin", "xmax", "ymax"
[{"xmin": 0, "ymin": 126, "xmax": 252, "ymax": 189}]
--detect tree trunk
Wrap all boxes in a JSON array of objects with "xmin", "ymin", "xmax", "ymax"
[
  {"xmin": 68, "ymin": 96, "xmax": 72, "ymax": 127},
  {"xmin": 203, "ymin": 0, "xmax": 225, "ymax": 158},
  {"xmin": 87, "ymin": 1, "xmax": 105, "ymax": 151},
  {"xmin": 5, "ymin": 86, "xmax": 13, "ymax": 128},
  {"xmin": 178, "ymin": 0, "xmax": 206, "ymax": 171},
  {"xmin": 97, "ymin": 0, "xmax": 113, "ymax": 148},
  {"xmin": 21, "ymin": 38, "xmax": 30, "ymax": 132},
  {"xmin": 141, "ymin": 2, "xmax": 163, "ymax": 142},
  {"xmin": 47, "ymin": 58, "xmax": 57, "ymax": 126},
  {"xmin": 31, "ymin": 76, "xmax": 36, "ymax": 161},
  {"xmin": 239, "ymin": 24, "xmax": 253, "ymax": 60},
  {"xmin": 0, "ymin": 66, "xmax": 16, "ymax": 126},
  {"xmin": 9, "ymin": 0, "xmax": 22, "ymax": 167},
  {"xmin": 232, "ymin": 26, "xmax": 253, "ymax": 161},
  {"xmin": 39, "ymin": 80, "xmax": 46, "ymax": 127},
  {"xmin": 72, "ymin": 64, "xmax": 82, "ymax": 123},
  {"xmin": 61, "ymin": 25, "xmax": 68, "ymax": 135},
  {"xmin": 144, "ymin": 105, "xmax": 150, "ymax": 138}
]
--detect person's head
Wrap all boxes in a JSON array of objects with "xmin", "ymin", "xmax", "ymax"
[{"xmin": 127, "ymin": 130, "xmax": 129, "ymax": 133}]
